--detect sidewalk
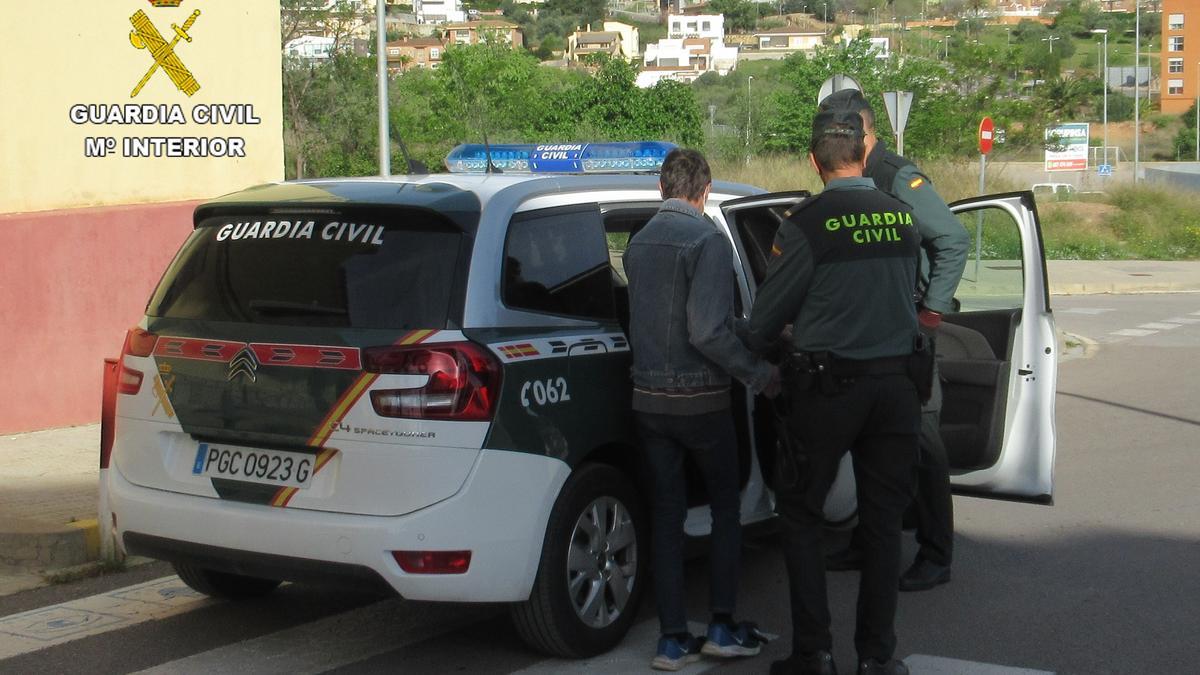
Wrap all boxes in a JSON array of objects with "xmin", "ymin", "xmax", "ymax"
[{"xmin": 2, "ymin": 261, "xmax": 1198, "ymax": 593}]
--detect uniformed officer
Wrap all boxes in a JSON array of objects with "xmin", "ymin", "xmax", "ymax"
[
  {"xmin": 746, "ymin": 110, "xmax": 922, "ymax": 675},
  {"xmin": 818, "ymin": 89, "xmax": 970, "ymax": 592}
]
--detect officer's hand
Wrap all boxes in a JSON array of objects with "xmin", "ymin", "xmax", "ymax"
[
  {"xmin": 762, "ymin": 364, "xmax": 783, "ymax": 399},
  {"xmin": 918, "ymin": 307, "xmax": 942, "ymax": 332}
]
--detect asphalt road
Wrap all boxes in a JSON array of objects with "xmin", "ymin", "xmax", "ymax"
[{"xmin": 2, "ymin": 293, "xmax": 1197, "ymax": 674}]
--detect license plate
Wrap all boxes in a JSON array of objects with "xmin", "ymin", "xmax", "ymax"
[{"xmin": 192, "ymin": 443, "xmax": 316, "ymax": 489}]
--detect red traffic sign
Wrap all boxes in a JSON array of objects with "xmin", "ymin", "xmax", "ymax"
[{"xmin": 979, "ymin": 117, "xmax": 995, "ymax": 155}]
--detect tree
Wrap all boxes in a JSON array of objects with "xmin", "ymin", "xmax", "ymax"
[
  {"xmin": 280, "ymin": 0, "xmax": 369, "ymax": 53},
  {"xmin": 1172, "ymin": 103, "xmax": 1199, "ymax": 161},
  {"xmin": 284, "ymin": 54, "xmax": 381, "ymax": 179},
  {"xmin": 439, "ymin": 43, "xmax": 545, "ymax": 146},
  {"xmin": 708, "ymin": 0, "xmax": 758, "ymax": 34}
]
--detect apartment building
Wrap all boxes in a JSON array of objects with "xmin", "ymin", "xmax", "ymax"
[{"xmin": 1161, "ymin": 0, "xmax": 1198, "ymax": 114}]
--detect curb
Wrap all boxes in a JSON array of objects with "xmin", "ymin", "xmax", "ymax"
[
  {"xmin": 1049, "ymin": 282, "xmax": 1200, "ymax": 295},
  {"xmin": 0, "ymin": 516, "xmax": 99, "ymax": 574}
]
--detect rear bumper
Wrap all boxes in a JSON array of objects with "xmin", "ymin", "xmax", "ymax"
[{"xmin": 108, "ymin": 449, "xmax": 569, "ymax": 602}]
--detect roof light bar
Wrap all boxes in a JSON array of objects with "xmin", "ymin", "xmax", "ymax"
[{"xmin": 445, "ymin": 141, "xmax": 678, "ymax": 174}]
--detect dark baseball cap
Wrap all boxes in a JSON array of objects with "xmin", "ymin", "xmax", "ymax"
[
  {"xmin": 818, "ymin": 88, "xmax": 873, "ymax": 114},
  {"xmin": 811, "ymin": 109, "xmax": 865, "ymax": 140}
]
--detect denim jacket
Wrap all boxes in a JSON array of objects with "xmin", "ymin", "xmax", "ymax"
[{"xmin": 623, "ymin": 199, "xmax": 773, "ymax": 394}]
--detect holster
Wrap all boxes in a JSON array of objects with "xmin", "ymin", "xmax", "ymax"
[{"xmin": 907, "ymin": 333, "xmax": 936, "ymax": 404}]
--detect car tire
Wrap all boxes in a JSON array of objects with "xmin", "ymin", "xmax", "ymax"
[
  {"xmin": 172, "ymin": 561, "xmax": 282, "ymax": 599},
  {"xmin": 510, "ymin": 462, "xmax": 647, "ymax": 658}
]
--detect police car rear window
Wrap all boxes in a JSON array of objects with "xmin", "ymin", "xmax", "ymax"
[{"xmin": 147, "ymin": 214, "xmax": 463, "ymax": 329}]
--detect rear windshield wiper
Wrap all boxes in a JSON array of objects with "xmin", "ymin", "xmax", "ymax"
[{"xmin": 248, "ymin": 300, "xmax": 348, "ymax": 316}]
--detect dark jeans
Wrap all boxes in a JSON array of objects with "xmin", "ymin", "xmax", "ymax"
[
  {"xmin": 775, "ymin": 373, "xmax": 918, "ymax": 661},
  {"xmin": 635, "ymin": 409, "xmax": 742, "ymax": 636}
]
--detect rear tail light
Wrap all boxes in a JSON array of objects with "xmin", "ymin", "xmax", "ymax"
[
  {"xmin": 364, "ymin": 342, "xmax": 500, "ymax": 421},
  {"xmin": 392, "ymin": 550, "xmax": 472, "ymax": 574},
  {"xmin": 117, "ymin": 327, "xmax": 158, "ymax": 395}
]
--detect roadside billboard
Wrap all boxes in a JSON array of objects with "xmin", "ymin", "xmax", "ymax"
[{"xmin": 1045, "ymin": 123, "xmax": 1090, "ymax": 172}]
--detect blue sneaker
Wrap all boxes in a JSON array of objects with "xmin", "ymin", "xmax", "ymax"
[
  {"xmin": 651, "ymin": 634, "xmax": 705, "ymax": 671},
  {"xmin": 701, "ymin": 620, "xmax": 769, "ymax": 658}
]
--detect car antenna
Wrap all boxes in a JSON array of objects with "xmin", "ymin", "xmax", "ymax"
[
  {"xmin": 396, "ymin": 134, "xmax": 426, "ymax": 175},
  {"xmin": 482, "ymin": 132, "xmax": 502, "ymax": 174}
]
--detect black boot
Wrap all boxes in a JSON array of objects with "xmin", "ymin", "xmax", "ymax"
[
  {"xmin": 857, "ymin": 657, "xmax": 908, "ymax": 675},
  {"xmin": 898, "ymin": 558, "xmax": 951, "ymax": 592},
  {"xmin": 770, "ymin": 650, "xmax": 838, "ymax": 675}
]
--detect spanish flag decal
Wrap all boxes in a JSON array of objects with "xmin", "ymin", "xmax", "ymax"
[{"xmin": 909, "ymin": 177, "xmax": 925, "ymax": 189}]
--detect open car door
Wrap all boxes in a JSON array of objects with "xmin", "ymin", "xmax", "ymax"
[
  {"xmin": 720, "ymin": 190, "xmax": 1056, "ymax": 518},
  {"xmin": 943, "ymin": 191, "xmax": 1056, "ymax": 503}
]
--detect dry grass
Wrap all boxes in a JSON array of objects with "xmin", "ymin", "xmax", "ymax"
[
  {"xmin": 714, "ymin": 157, "xmax": 1023, "ymax": 201},
  {"xmin": 716, "ymin": 155, "xmax": 1200, "ymax": 260}
]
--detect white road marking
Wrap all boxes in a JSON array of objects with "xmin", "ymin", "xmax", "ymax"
[
  {"xmin": 1164, "ymin": 316, "xmax": 1200, "ymax": 325},
  {"xmin": 904, "ymin": 654, "xmax": 1054, "ymax": 674},
  {"xmin": 1110, "ymin": 329, "xmax": 1157, "ymax": 337},
  {"xmin": 512, "ymin": 620, "xmax": 718, "ymax": 674},
  {"xmin": 1137, "ymin": 322, "xmax": 1181, "ymax": 330},
  {"xmin": 1057, "ymin": 307, "xmax": 1114, "ymax": 315},
  {"xmin": 132, "ymin": 598, "xmax": 494, "ymax": 675},
  {"xmin": 1191, "ymin": 311, "xmax": 1200, "ymax": 316},
  {"xmin": 0, "ymin": 576, "xmax": 210, "ymax": 660}
]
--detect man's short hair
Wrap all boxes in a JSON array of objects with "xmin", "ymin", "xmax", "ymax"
[
  {"xmin": 810, "ymin": 109, "xmax": 866, "ymax": 172},
  {"xmin": 819, "ymin": 88, "xmax": 876, "ymax": 131},
  {"xmin": 659, "ymin": 148, "xmax": 711, "ymax": 202}
]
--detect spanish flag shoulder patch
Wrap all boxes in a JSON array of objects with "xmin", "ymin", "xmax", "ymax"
[
  {"xmin": 909, "ymin": 177, "xmax": 925, "ymax": 190},
  {"xmin": 771, "ymin": 244, "xmax": 783, "ymax": 257}
]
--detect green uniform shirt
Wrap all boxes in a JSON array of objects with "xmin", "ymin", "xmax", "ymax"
[
  {"xmin": 865, "ymin": 144, "xmax": 970, "ymax": 315},
  {"xmin": 745, "ymin": 177, "xmax": 920, "ymax": 360}
]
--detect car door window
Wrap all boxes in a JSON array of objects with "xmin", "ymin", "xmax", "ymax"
[
  {"xmin": 503, "ymin": 205, "xmax": 615, "ymax": 320},
  {"xmin": 956, "ymin": 206, "xmax": 1026, "ymax": 313}
]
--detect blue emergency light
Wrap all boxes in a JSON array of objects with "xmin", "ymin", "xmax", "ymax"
[{"xmin": 445, "ymin": 142, "xmax": 678, "ymax": 174}]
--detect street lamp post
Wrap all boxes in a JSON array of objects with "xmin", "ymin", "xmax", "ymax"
[
  {"xmin": 376, "ymin": 0, "xmax": 390, "ymax": 177},
  {"xmin": 1042, "ymin": 35, "xmax": 1060, "ymax": 53},
  {"xmin": 1093, "ymin": 29, "xmax": 1108, "ymax": 173},
  {"xmin": 745, "ymin": 75, "xmax": 753, "ymax": 165},
  {"xmin": 1135, "ymin": 0, "xmax": 1141, "ymax": 182}
]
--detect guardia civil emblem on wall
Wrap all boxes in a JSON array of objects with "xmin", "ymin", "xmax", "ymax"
[{"xmin": 129, "ymin": 0, "xmax": 201, "ymax": 97}]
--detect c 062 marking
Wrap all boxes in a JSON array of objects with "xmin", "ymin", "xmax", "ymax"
[{"xmin": 521, "ymin": 377, "xmax": 571, "ymax": 407}]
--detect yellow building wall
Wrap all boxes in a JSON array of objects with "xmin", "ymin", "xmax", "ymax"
[{"xmin": 0, "ymin": 1, "xmax": 284, "ymax": 214}]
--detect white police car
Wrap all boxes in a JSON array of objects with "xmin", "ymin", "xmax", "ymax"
[{"xmin": 102, "ymin": 142, "xmax": 1056, "ymax": 657}]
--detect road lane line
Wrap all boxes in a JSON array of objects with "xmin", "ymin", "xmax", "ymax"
[
  {"xmin": 1164, "ymin": 316, "xmax": 1200, "ymax": 325},
  {"xmin": 1058, "ymin": 308, "xmax": 1114, "ymax": 315},
  {"xmin": 1138, "ymin": 322, "xmax": 1181, "ymax": 330},
  {"xmin": 132, "ymin": 598, "xmax": 495, "ymax": 675},
  {"xmin": 1110, "ymin": 329, "xmax": 1157, "ymax": 337},
  {"xmin": 0, "ymin": 576, "xmax": 211, "ymax": 660},
  {"xmin": 904, "ymin": 654, "xmax": 1054, "ymax": 674}
]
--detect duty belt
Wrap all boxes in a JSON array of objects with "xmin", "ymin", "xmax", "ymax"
[{"xmin": 788, "ymin": 352, "xmax": 909, "ymax": 378}]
